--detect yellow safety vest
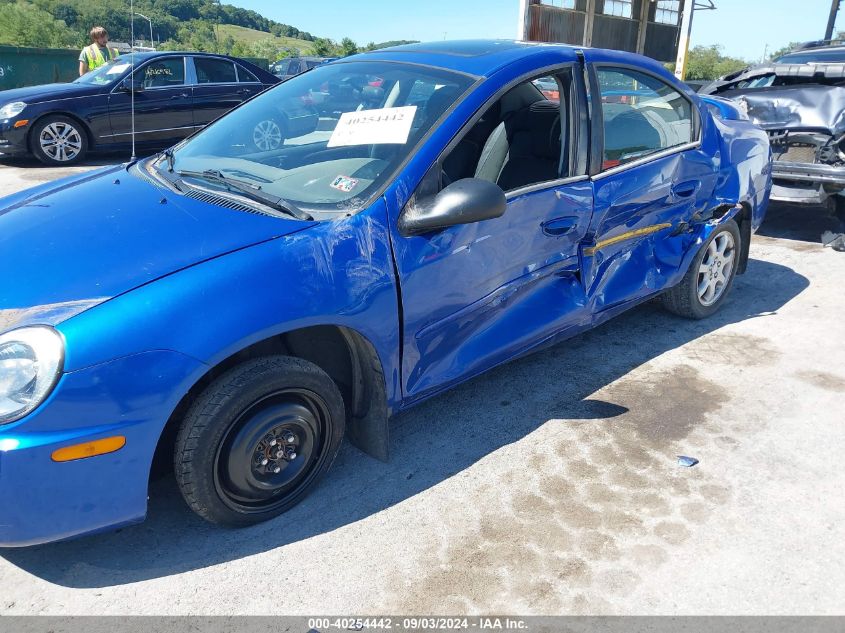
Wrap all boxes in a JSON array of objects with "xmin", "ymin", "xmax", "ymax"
[{"xmin": 83, "ymin": 44, "xmax": 119, "ymax": 70}]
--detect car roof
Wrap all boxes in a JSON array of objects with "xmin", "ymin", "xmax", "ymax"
[
  {"xmin": 112, "ymin": 50, "xmax": 276, "ymax": 81},
  {"xmin": 116, "ymin": 51, "xmax": 250, "ymax": 63},
  {"xmin": 343, "ymin": 39, "xmax": 666, "ymax": 78}
]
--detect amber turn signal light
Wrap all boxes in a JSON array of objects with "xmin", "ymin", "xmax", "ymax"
[
  {"xmin": 51, "ymin": 436, "xmax": 126, "ymax": 462},
  {"xmin": 13, "ymin": 120, "xmax": 29, "ymax": 128}
]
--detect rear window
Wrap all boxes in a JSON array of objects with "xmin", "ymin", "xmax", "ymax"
[
  {"xmin": 195, "ymin": 58, "xmax": 237, "ymax": 84},
  {"xmin": 597, "ymin": 67, "xmax": 694, "ymax": 169},
  {"xmin": 237, "ymin": 64, "xmax": 259, "ymax": 83},
  {"xmin": 776, "ymin": 49, "xmax": 845, "ymax": 64}
]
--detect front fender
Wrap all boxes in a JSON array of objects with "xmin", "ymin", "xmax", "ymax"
[
  {"xmin": 58, "ymin": 200, "xmax": 403, "ymax": 410},
  {"xmin": 0, "ymin": 349, "xmax": 206, "ymax": 547}
]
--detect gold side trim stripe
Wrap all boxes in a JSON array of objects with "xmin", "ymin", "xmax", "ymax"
[{"xmin": 584, "ymin": 223, "xmax": 673, "ymax": 256}]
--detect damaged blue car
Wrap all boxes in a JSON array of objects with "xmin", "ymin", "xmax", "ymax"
[{"xmin": 0, "ymin": 40, "xmax": 771, "ymax": 546}]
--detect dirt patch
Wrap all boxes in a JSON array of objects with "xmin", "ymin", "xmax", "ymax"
[
  {"xmin": 600, "ymin": 364, "xmax": 729, "ymax": 444},
  {"xmin": 795, "ymin": 370, "xmax": 845, "ymax": 393},
  {"xmin": 780, "ymin": 240, "xmax": 822, "ymax": 253},
  {"xmin": 384, "ymin": 365, "xmax": 734, "ymax": 613},
  {"xmin": 683, "ymin": 333, "xmax": 781, "ymax": 368}
]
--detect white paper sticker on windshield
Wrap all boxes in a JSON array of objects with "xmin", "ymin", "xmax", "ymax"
[
  {"xmin": 106, "ymin": 63, "xmax": 131, "ymax": 75},
  {"xmin": 327, "ymin": 105, "xmax": 417, "ymax": 147}
]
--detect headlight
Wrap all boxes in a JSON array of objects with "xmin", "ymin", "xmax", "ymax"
[
  {"xmin": 0, "ymin": 101, "xmax": 27, "ymax": 119},
  {"xmin": 0, "ymin": 327, "xmax": 64, "ymax": 425}
]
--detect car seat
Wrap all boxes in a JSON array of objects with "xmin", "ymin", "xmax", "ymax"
[{"xmin": 474, "ymin": 100, "xmax": 562, "ymax": 190}]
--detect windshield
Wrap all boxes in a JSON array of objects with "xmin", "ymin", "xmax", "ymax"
[
  {"xmin": 74, "ymin": 57, "xmax": 134, "ymax": 85},
  {"xmin": 776, "ymin": 49, "xmax": 845, "ymax": 64},
  {"xmin": 165, "ymin": 60, "xmax": 475, "ymax": 213}
]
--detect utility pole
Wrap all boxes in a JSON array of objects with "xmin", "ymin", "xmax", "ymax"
[
  {"xmin": 825, "ymin": 0, "xmax": 841, "ymax": 40},
  {"xmin": 134, "ymin": 12, "xmax": 153, "ymax": 47},
  {"xmin": 517, "ymin": 0, "xmax": 529, "ymax": 40},
  {"xmin": 674, "ymin": 0, "xmax": 694, "ymax": 80},
  {"xmin": 674, "ymin": 0, "xmax": 716, "ymax": 81}
]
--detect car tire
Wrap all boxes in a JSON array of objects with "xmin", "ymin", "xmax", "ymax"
[
  {"xmin": 174, "ymin": 355, "xmax": 345, "ymax": 527},
  {"xmin": 31, "ymin": 115, "xmax": 89, "ymax": 166},
  {"xmin": 661, "ymin": 219, "xmax": 741, "ymax": 319}
]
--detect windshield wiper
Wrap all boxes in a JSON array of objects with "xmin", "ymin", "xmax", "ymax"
[{"xmin": 176, "ymin": 169, "xmax": 313, "ymax": 221}]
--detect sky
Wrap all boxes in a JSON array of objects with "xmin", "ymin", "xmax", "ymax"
[{"xmin": 236, "ymin": 0, "xmax": 843, "ymax": 61}]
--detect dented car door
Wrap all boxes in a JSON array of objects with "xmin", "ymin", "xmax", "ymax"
[
  {"xmin": 582, "ymin": 62, "xmax": 719, "ymax": 312},
  {"xmin": 391, "ymin": 65, "xmax": 594, "ymax": 402}
]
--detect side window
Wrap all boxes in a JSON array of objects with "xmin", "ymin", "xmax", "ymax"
[
  {"xmin": 195, "ymin": 58, "xmax": 237, "ymax": 84},
  {"xmin": 439, "ymin": 73, "xmax": 568, "ymax": 192},
  {"xmin": 139, "ymin": 57, "xmax": 185, "ymax": 88},
  {"xmin": 236, "ymin": 64, "xmax": 259, "ymax": 83},
  {"xmin": 287, "ymin": 59, "xmax": 301, "ymax": 75},
  {"xmin": 596, "ymin": 67, "xmax": 694, "ymax": 169}
]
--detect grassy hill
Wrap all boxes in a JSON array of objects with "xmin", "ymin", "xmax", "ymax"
[{"xmin": 217, "ymin": 24, "xmax": 315, "ymax": 55}]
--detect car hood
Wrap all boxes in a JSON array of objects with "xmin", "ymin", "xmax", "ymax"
[
  {"xmin": 709, "ymin": 85, "xmax": 845, "ymax": 135},
  {"xmin": 701, "ymin": 63, "xmax": 845, "ymax": 135},
  {"xmin": 0, "ymin": 82, "xmax": 106, "ymax": 105},
  {"xmin": 0, "ymin": 164, "xmax": 317, "ymax": 333}
]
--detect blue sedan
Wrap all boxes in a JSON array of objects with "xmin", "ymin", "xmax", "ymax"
[{"xmin": 0, "ymin": 40, "xmax": 771, "ymax": 546}]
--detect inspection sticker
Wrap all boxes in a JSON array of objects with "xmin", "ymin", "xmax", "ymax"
[
  {"xmin": 327, "ymin": 105, "xmax": 417, "ymax": 147},
  {"xmin": 330, "ymin": 175, "xmax": 359, "ymax": 193}
]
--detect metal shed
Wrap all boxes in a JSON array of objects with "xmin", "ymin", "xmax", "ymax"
[{"xmin": 519, "ymin": 0, "xmax": 688, "ymax": 63}]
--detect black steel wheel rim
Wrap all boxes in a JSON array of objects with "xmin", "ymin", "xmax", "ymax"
[{"xmin": 213, "ymin": 388, "xmax": 331, "ymax": 513}]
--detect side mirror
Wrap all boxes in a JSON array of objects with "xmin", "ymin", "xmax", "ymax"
[
  {"xmin": 119, "ymin": 77, "xmax": 145, "ymax": 92},
  {"xmin": 399, "ymin": 177, "xmax": 507, "ymax": 236}
]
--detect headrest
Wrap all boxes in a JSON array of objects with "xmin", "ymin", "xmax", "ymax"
[{"xmin": 512, "ymin": 100, "xmax": 561, "ymax": 160}]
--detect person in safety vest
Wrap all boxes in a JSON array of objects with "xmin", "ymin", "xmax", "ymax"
[{"xmin": 79, "ymin": 26, "xmax": 119, "ymax": 76}]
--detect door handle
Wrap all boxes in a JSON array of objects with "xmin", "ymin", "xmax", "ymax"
[
  {"xmin": 237, "ymin": 88, "xmax": 251, "ymax": 95},
  {"xmin": 671, "ymin": 180, "xmax": 700, "ymax": 199},
  {"xmin": 542, "ymin": 216, "xmax": 578, "ymax": 237},
  {"xmin": 170, "ymin": 92, "xmax": 189, "ymax": 100}
]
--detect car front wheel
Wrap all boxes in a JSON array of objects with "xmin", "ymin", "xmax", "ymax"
[
  {"xmin": 661, "ymin": 219, "xmax": 741, "ymax": 319},
  {"xmin": 174, "ymin": 356, "xmax": 345, "ymax": 527},
  {"xmin": 31, "ymin": 115, "xmax": 88, "ymax": 166}
]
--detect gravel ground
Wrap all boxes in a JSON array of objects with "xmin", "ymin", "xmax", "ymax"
[{"xmin": 1, "ymin": 156, "xmax": 844, "ymax": 615}]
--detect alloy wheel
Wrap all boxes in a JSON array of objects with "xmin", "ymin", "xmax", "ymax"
[
  {"xmin": 39, "ymin": 121, "xmax": 83, "ymax": 162},
  {"xmin": 697, "ymin": 231, "xmax": 736, "ymax": 307}
]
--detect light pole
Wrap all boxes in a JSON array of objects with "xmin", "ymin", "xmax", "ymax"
[
  {"xmin": 674, "ymin": 0, "xmax": 716, "ymax": 81},
  {"xmin": 134, "ymin": 12, "xmax": 153, "ymax": 47},
  {"xmin": 826, "ymin": 0, "xmax": 841, "ymax": 40}
]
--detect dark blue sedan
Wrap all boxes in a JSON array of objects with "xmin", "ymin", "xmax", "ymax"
[
  {"xmin": 0, "ymin": 40, "xmax": 771, "ymax": 546},
  {"xmin": 0, "ymin": 51, "xmax": 278, "ymax": 165}
]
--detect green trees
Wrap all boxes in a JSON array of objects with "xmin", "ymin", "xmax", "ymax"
[
  {"xmin": 0, "ymin": 0, "xmax": 416, "ymax": 61},
  {"xmin": 339, "ymin": 37, "xmax": 357, "ymax": 56},
  {"xmin": 312, "ymin": 37, "xmax": 334, "ymax": 57},
  {"xmin": 684, "ymin": 45, "xmax": 748, "ymax": 81},
  {"xmin": 250, "ymin": 37, "xmax": 297, "ymax": 61},
  {"xmin": 0, "ymin": 1, "xmax": 81, "ymax": 48},
  {"xmin": 0, "ymin": 0, "xmax": 317, "ymax": 50}
]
